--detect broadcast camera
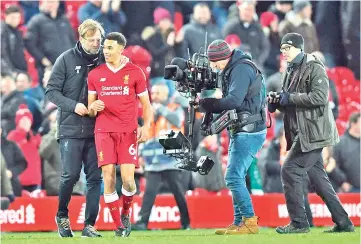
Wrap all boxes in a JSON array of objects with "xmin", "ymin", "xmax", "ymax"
[{"xmin": 159, "ymin": 33, "xmax": 237, "ymax": 175}]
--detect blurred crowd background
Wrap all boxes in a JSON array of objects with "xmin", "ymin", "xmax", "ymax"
[{"xmin": 0, "ymin": 0, "xmax": 360, "ymax": 201}]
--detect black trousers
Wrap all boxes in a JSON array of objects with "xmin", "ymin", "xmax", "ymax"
[
  {"xmin": 281, "ymin": 138, "xmax": 349, "ymax": 228},
  {"xmin": 57, "ymin": 138, "xmax": 102, "ymax": 226},
  {"xmin": 138, "ymin": 170, "xmax": 190, "ymax": 227}
]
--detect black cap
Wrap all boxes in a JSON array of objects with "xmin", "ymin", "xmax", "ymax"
[{"xmin": 280, "ymin": 33, "xmax": 304, "ymax": 50}]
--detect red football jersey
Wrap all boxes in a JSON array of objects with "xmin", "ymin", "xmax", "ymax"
[{"xmin": 88, "ymin": 60, "xmax": 148, "ymax": 133}]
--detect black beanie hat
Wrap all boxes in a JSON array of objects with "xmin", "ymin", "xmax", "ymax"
[
  {"xmin": 207, "ymin": 39, "xmax": 232, "ymax": 62},
  {"xmin": 280, "ymin": 33, "xmax": 304, "ymax": 50}
]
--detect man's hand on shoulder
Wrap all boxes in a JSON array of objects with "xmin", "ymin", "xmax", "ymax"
[
  {"xmin": 74, "ymin": 103, "xmax": 89, "ymax": 116},
  {"xmin": 137, "ymin": 125, "xmax": 150, "ymax": 144}
]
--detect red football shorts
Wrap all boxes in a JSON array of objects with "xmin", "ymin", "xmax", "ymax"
[{"xmin": 95, "ymin": 131, "xmax": 139, "ymax": 168}]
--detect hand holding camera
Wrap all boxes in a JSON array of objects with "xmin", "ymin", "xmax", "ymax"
[{"xmin": 267, "ymin": 91, "xmax": 280, "ymax": 104}]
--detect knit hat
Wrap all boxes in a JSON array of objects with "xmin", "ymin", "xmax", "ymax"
[
  {"xmin": 260, "ymin": 12, "xmax": 278, "ymax": 27},
  {"xmin": 15, "ymin": 104, "xmax": 33, "ymax": 125},
  {"xmin": 280, "ymin": 33, "xmax": 304, "ymax": 50},
  {"xmin": 293, "ymin": 0, "xmax": 311, "ymax": 13},
  {"xmin": 225, "ymin": 34, "xmax": 241, "ymax": 46},
  {"xmin": 153, "ymin": 7, "xmax": 171, "ymax": 25},
  {"xmin": 207, "ymin": 39, "xmax": 232, "ymax": 62}
]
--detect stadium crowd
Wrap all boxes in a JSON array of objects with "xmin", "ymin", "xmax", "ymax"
[{"xmin": 0, "ymin": 0, "xmax": 360, "ymax": 207}]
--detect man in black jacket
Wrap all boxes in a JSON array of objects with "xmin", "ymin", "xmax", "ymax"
[
  {"xmin": 1, "ymin": 5, "xmax": 28, "ymax": 76},
  {"xmin": 25, "ymin": 0, "xmax": 76, "ymax": 85},
  {"xmin": 268, "ymin": 33, "xmax": 354, "ymax": 234},
  {"xmin": 199, "ymin": 40, "xmax": 267, "ymax": 235},
  {"xmin": 1, "ymin": 74, "xmax": 26, "ymax": 135},
  {"xmin": 45, "ymin": 19, "xmax": 104, "ymax": 238}
]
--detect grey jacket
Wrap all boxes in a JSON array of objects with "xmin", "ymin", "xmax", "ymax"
[
  {"xmin": 223, "ymin": 18, "xmax": 270, "ymax": 67},
  {"xmin": 279, "ymin": 54, "xmax": 339, "ymax": 152},
  {"xmin": 182, "ymin": 18, "xmax": 222, "ymax": 56},
  {"xmin": 24, "ymin": 12, "xmax": 76, "ymax": 65}
]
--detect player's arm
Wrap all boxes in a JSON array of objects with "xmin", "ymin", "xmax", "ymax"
[
  {"xmin": 137, "ymin": 92, "xmax": 153, "ymax": 143},
  {"xmin": 87, "ymin": 72, "xmax": 104, "ymax": 117},
  {"xmin": 139, "ymin": 93, "xmax": 152, "ymax": 127},
  {"xmin": 88, "ymin": 93, "xmax": 98, "ymax": 117}
]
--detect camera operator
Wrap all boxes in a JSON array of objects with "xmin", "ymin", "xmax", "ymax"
[
  {"xmin": 198, "ymin": 40, "xmax": 267, "ymax": 235},
  {"xmin": 268, "ymin": 33, "xmax": 354, "ymax": 234}
]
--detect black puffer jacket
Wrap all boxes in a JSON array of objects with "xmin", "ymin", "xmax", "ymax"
[
  {"xmin": 24, "ymin": 12, "xmax": 76, "ymax": 65},
  {"xmin": 45, "ymin": 42, "xmax": 102, "ymax": 139}
]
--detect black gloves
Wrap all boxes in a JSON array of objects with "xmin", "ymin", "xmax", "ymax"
[{"xmin": 279, "ymin": 92, "xmax": 290, "ymax": 106}]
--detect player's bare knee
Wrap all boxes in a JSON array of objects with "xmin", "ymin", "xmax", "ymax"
[{"xmin": 122, "ymin": 180, "xmax": 136, "ymax": 192}]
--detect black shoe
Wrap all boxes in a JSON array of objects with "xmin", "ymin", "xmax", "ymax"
[
  {"xmin": 323, "ymin": 224, "xmax": 355, "ymax": 233},
  {"xmin": 55, "ymin": 216, "xmax": 74, "ymax": 238},
  {"xmin": 181, "ymin": 224, "xmax": 191, "ymax": 230},
  {"xmin": 132, "ymin": 222, "xmax": 147, "ymax": 231},
  {"xmin": 81, "ymin": 225, "xmax": 102, "ymax": 237},
  {"xmin": 276, "ymin": 223, "xmax": 310, "ymax": 234},
  {"xmin": 115, "ymin": 215, "xmax": 132, "ymax": 237}
]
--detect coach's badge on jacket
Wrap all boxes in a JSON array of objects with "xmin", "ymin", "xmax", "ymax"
[{"xmin": 75, "ymin": 66, "xmax": 81, "ymax": 74}]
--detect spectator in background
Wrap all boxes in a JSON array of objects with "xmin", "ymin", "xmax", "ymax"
[
  {"xmin": 142, "ymin": 7, "xmax": 184, "ymax": 79},
  {"xmin": 1, "ymin": 5, "xmax": 28, "ymax": 76},
  {"xmin": 1, "ymin": 74, "xmax": 26, "ymax": 135},
  {"xmin": 7, "ymin": 105, "xmax": 42, "ymax": 193},
  {"xmin": 330, "ymin": 113, "xmax": 360, "ymax": 193},
  {"xmin": 182, "ymin": 3, "xmax": 222, "ymax": 56},
  {"xmin": 268, "ymin": 0, "xmax": 293, "ymax": 22},
  {"xmin": 121, "ymin": 1, "xmax": 174, "ymax": 46},
  {"xmin": 279, "ymin": 0, "xmax": 319, "ymax": 53},
  {"xmin": 15, "ymin": 72, "xmax": 44, "ymax": 132},
  {"xmin": 225, "ymin": 34, "xmax": 241, "ymax": 50},
  {"xmin": 1, "ymin": 154, "xmax": 15, "ymax": 210},
  {"xmin": 340, "ymin": 1, "xmax": 360, "ymax": 79},
  {"xmin": 15, "ymin": 72, "xmax": 44, "ymax": 102},
  {"xmin": 223, "ymin": 1, "xmax": 270, "ymax": 70},
  {"xmin": 266, "ymin": 55, "xmax": 287, "ymax": 93},
  {"xmin": 260, "ymin": 12, "xmax": 281, "ymax": 76},
  {"xmin": 133, "ymin": 83, "xmax": 190, "ymax": 231},
  {"xmin": 315, "ymin": 1, "xmax": 343, "ymax": 68},
  {"xmin": 24, "ymin": 0, "xmax": 76, "ymax": 86},
  {"xmin": 78, "ymin": 0, "xmax": 127, "ymax": 34},
  {"xmin": 225, "ymin": 34, "xmax": 252, "ymax": 56},
  {"xmin": 19, "ymin": 1, "xmax": 40, "ymax": 24},
  {"xmin": 1, "ymin": 127, "xmax": 27, "ymax": 197}
]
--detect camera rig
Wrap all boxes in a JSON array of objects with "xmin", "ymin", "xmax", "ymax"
[
  {"xmin": 159, "ymin": 89, "xmax": 215, "ymax": 175},
  {"xmin": 159, "ymin": 33, "xmax": 222, "ymax": 175}
]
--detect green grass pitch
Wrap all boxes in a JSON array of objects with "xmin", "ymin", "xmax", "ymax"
[{"xmin": 1, "ymin": 228, "xmax": 360, "ymax": 244}]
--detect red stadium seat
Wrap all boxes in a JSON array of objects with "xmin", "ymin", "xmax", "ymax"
[
  {"xmin": 332, "ymin": 66, "xmax": 356, "ymax": 86},
  {"xmin": 65, "ymin": 1, "xmax": 85, "ymax": 37},
  {"xmin": 336, "ymin": 120, "xmax": 347, "ymax": 135}
]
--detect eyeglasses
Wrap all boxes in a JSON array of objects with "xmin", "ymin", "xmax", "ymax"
[
  {"xmin": 280, "ymin": 46, "xmax": 292, "ymax": 52},
  {"xmin": 83, "ymin": 37, "xmax": 102, "ymax": 44}
]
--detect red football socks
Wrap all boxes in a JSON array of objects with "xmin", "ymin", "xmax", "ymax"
[
  {"xmin": 104, "ymin": 191, "xmax": 123, "ymax": 228},
  {"xmin": 121, "ymin": 187, "xmax": 136, "ymax": 216}
]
